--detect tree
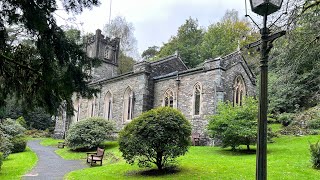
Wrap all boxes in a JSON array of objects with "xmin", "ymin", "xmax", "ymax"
[
  {"xmin": 117, "ymin": 52, "xmax": 136, "ymax": 74},
  {"xmin": 66, "ymin": 117, "xmax": 115, "ymax": 150},
  {"xmin": 156, "ymin": 17, "xmax": 205, "ymax": 68},
  {"xmin": 103, "ymin": 16, "xmax": 138, "ymax": 57},
  {"xmin": 208, "ymin": 97, "xmax": 258, "ymax": 150},
  {"xmin": 201, "ymin": 10, "xmax": 258, "ymax": 60},
  {"xmin": 103, "ymin": 16, "xmax": 138, "ymax": 73},
  {"xmin": 119, "ymin": 107, "xmax": 191, "ymax": 170},
  {"xmin": 0, "ymin": 0, "xmax": 101, "ymax": 115},
  {"xmin": 141, "ymin": 46, "xmax": 159, "ymax": 60},
  {"xmin": 268, "ymin": 0, "xmax": 320, "ymax": 114}
]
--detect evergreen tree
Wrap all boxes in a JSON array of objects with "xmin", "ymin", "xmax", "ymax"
[{"xmin": 0, "ymin": 0, "xmax": 101, "ymax": 115}]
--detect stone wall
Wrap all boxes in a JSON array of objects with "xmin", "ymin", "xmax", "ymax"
[
  {"xmin": 222, "ymin": 54, "xmax": 256, "ymax": 102},
  {"xmin": 153, "ymin": 68, "xmax": 222, "ymax": 145},
  {"xmin": 71, "ymin": 72, "xmax": 150, "ymax": 132}
]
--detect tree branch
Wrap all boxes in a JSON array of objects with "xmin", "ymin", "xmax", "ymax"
[
  {"xmin": 302, "ymin": 0, "xmax": 320, "ymax": 13},
  {"xmin": 0, "ymin": 53, "xmax": 39, "ymax": 73}
]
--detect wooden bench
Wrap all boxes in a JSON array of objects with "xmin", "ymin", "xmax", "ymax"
[{"xmin": 86, "ymin": 147, "xmax": 105, "ymax": 166}]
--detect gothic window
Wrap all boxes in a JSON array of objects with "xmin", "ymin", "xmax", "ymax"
[
  {"xmin": 233, "ymin": 76, "xmax": 246, "ymax": 106},
  {"xmin": 163, "ymin": 89, "xmax": 174, "ymax": 108},
  {"xmin": 87, "ymin": 98, "xmax": 95, "ymax": 117},
  {"xmin": 193, "ymin": 83, "xmax": 202, "ymax": 116},
  {"xmin": 104, "ymin": 47, "xmax": 109, "ymax": 59},
  {"xmin": 123, "ymin": 87, "xmax": 134, "ymax": 121},
  {"xmin": 104, "ymin": 91, "xmax": 112, "ymax": 120},
  {"xmin": 73, "ymin": 98, "xmax": 81, "ymax": 122}
]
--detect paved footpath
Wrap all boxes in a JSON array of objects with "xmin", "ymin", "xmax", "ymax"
[{"xmin": 23, "ymin": 140, "xmax": 87, "ymax": 180}]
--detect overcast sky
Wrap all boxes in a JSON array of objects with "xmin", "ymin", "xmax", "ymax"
[{"xmin": 56, "ymin": 0, "xmax": 258, "ymax": 56}]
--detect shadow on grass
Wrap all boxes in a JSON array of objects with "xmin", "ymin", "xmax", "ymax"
[
  {"xmin": 216, "ymin": 148, "xmax": 257, "ymax": 156},
  {"xmin": 126, "ymin": 166, "xmax": 182, "ymax": 177},
  {"xmin": 101, "ymin": 141, "xmax": 118, "ymax": 150}
]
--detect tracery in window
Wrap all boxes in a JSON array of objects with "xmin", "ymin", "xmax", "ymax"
[
  {"xmin": 87, "ymin": 98, "xmax": 95, "ymax": 117},
  {"xmin": 104, "ymin": 91, "xmax": 112, "ymax": 120},
  {"xmin": 193, "ymin": 83, "xmax": 202, "ymax": 115},
  {"xmin": 123, "ymin": 87, "xmax": 134, "ymax": 121},
  {"xmin": 233, "ymin": 76, "xmax": 246, "ymax": 106},
  {"xmin": 163, "ymin": 89, "xmax": 174, "ymax": 108},
  {"xmin": 73, "ymin": 98, "xmax": 81, "ymax": 122}
]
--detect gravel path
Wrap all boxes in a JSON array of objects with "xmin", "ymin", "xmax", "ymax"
[{"xmin": 22, "ymin": 140, "xmax": 87, "ymax": 180}]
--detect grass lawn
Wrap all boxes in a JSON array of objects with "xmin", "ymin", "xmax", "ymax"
[
  {"xmin": 0, "ymin": 147, "xmax": 37, "ymax": 179},
  {"xmin": 54, "ymin": 135, "xmax": 320, "ymax": 180}
]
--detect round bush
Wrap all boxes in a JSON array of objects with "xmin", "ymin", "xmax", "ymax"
[
  {"xmin": 11, "ymin": 136, "xmax": 27, "ymax": 153},
  {"xmin": 119, "ymin": 107, "xmax": 192, "ymax": 170},
  {"xmin": 0, "ymin": 152, "xmax": 3, "ymax": 170},
  {"xmin": 66, "ymin": 117, "xmax": 115, "ymax": 150}
]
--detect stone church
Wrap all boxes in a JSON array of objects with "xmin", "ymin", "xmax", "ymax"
[{"xmin": 54, "ymin": 29, "xmax": 256, "ymax": 144}]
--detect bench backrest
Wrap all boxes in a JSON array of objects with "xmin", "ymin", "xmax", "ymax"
[{"xmin": 97, "ymin": 147, "xmax": 105, "ymax": 156}]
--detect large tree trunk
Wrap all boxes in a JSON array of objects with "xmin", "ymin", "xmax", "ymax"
[
  {"xmin": 247, "ymin": 144, "xmax": 250, "ymax": 150},
  {"xmin": 156, "ymin": 152, "xmax": 163, "ymax": 170}
]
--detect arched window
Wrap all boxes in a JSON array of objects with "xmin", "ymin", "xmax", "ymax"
[
  {"xmin": 233, "ymin": 76, "xmax": 246, "ymax": 106},
  {"xmin": 193, "ymin": 83, "xmax": 202, "ymax": 116},
  {"xmin": 74, "ymin": 98, "xmax": 81, "ymax": 122},
  {"xmin": 104, "ymin": 47, "xmax": 109, "ymax": 59},
  {"xmin": 163, "ymin": 89, "xmax": 174, "ymax": 107},
  {"xmin": 104, "ymin": 91, "xmax": 112, "ymax": 120},
  {"xmin": 87, "ymin": 98, "xmax": 95, "ymax": 117},
  {"xmin": 123, "ymin": 87, "xmax": 134, "ymax": 121}
]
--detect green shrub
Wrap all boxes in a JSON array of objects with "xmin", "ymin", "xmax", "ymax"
[
  {"xmin": 16, "ymin": 116, "xmax": 27, "ymax": 129},
  {"xmin": 0, "ymin": 118, "xmax": 26, "ymax": 137},
  {"xmin": 0, "ymin": 152, "xmax": 3, "ymax": 170},
  {"xmin": 0, "ymin": 130, "xmax": 13, "ymax": 159},
  {"xmin": 278, "ymin": 113, "xmax": 294, "ymax": 127},
  {"xmin": 25, "ymin": 129, "xmax": 51, "ymax": 138},
  {"xmin": 119, "ymin": 107, "xmax": 192, "ymax": 170},
  {"xmin": 66, "ymin": 117, "xmax": 115, "ymax": 150},
  {"xmin": 11, "ymin": 136, "xmax": 27, "ymax": 153},
  {"xmin": 310, "ymin": 141, "xmax": 320, "ymax": 169},
  {"xmin": 307, "ymin": 119, "xmax": 320, "ymax": 129},
  {"xmin": 208, "ymin": 97, "xmax": 259, "ymax": 150}
]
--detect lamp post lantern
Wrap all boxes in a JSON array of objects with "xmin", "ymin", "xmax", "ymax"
[{"xmin": 248, "ymin": 0, "xmax": 283, "ymax": 180}]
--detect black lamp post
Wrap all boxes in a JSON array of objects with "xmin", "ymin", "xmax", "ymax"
[{"xmin": 248, "ymin": 0, "xmax": 283, "ymax": 180}]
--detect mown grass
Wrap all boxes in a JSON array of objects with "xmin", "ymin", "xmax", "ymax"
[
  {"xmin": 39, "ymin": 138, "xmax": 63, "ymax": 146},
  {"xmin": 55, "ymin": 135, "xmax": 320, "ymax": 180},
  {"xmin": 0, "ymin": 147, "xmax": 37, "ymax": 179}
]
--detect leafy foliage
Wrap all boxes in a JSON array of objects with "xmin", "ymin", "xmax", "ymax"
[
  {"xmin": 0, "ymin": 0, "xmax": 100, "ymax": 115},
  {"xmin": 156, "ymin": 17, "xmax": 205, "ymax": 68},
  {"xmin": 0, "ymin": 129, "xmax": 13, "ymax": 159},
  {"xmin": 201, "ymin": 10, "xmax": 258, "ymax": 60},
  {"xmin": 119, "ymin": 107, "xmax": 191, "ymax": 170},
  {"xmin": 25, "ymin": 129, "xmax": 52, "ymax": 138},
  {"xmin": 141, "ymin": 46, "xmax": 159, "ymax": 60},
  {"xmin": 277, "ymin": 113, "xmax": 295, "ymax": 126},
  {"xmin": 310, "ymin": 141, "xmax": 320, "ymax": 169},
  {"xmin": 66, "ymin": 117, "xmax": 115, "ymax": 150},
  {"xmin": 1, "ymin": 97, "xmax": 55, "ymax": 130},
  {"xmin": 11, "ymin": 136, "xmax": 27, "ymax": 153},
  {"xmin": 16, "ymin": 116, "xmax": 27, "ymax": 129},
  {"xmin": 208, "ymin": 97, "xmax": 259, "ymax": 150},
  {"xmin": 0, "ymin": 118, "xmax": 26, "ymax": 137},
  {"xmin": 268, "ymin": 1, "xmax": 320, "ymax": 114},
  {"xmin": 0, "ymin": 152, "xmax": 3, "ymax": 170},
  {"xmin": 117, "ymin": 52, "xmax": 136, "ymax": 74},
  {"xmin": 0, "ymin": 118, "xmax": 26, "ymax": 157}
]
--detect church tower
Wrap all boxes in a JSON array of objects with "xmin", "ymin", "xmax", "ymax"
[{"xmin": 86, "ymin": 29, "xmax": 120, "ymax": 80}]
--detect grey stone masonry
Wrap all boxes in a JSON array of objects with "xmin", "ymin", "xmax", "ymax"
[{"xmin": 53, "ymin": 29, "xmax": 256, "ymax": 146}]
